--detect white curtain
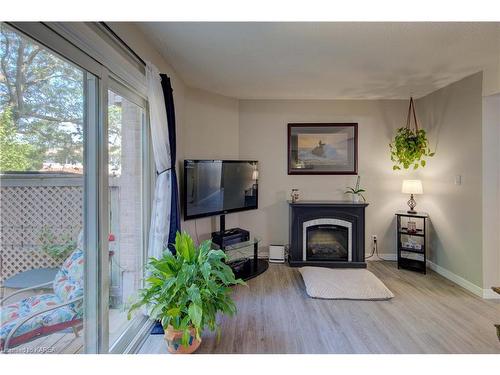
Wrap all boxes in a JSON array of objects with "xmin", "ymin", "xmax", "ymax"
[{"xmin": 146, "ymin": 62, "xmax": 172, "ymax": 258}]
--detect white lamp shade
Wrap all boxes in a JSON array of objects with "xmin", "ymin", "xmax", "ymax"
[
  {"xmin": 252, "ymin": 170, "xmax": 259, "ymax": 180},
  {"xmin": 402, "ymin": 180, "xmax": 423, "ymax": 194}
]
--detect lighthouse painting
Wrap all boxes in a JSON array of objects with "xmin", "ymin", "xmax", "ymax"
[{"xmin": 288, "ymin": 123, "xmax": 358, "ymax": 175}]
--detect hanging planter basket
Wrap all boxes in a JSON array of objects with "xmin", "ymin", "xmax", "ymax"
[{"xmin": 390, "ymin": 97, "xmax": 435, "ymax": 170}]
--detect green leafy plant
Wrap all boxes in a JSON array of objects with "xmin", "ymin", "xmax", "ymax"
[
  {"xmin": 390, "ymin": 127, "xmax": 435, "ymax": 170},
  {"xmin": 39, "ymin": 227, "xmax": 76, "ymax": 260},
  {"xmin": 345, "ymin": 175, "xmax": 366, "ymax": 201},
  {"xmin": 390, "ymin": 97, "xmax": 435, "ymax": 170},
  {"xmin": 128, "ymin": 231, "xmax": 245, "ymax": 347}
]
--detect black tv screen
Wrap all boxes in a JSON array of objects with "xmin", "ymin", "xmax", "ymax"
[{"xmin": 183, "ymin": 160, "xmax": 259, "ymax": 220}]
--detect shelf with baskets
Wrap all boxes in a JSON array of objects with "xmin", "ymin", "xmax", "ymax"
[{"xmin": 395, "ymin": 211, "xmax": 429, "ymax": 274}]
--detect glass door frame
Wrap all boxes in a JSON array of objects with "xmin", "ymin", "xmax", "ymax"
[
  {"xmin": 107, "ymin": 78, "xmax": 152, "ymax": 354},
  {"xmin": 7, "ymin": 22, "xmax": 152, "ymax": 354}
]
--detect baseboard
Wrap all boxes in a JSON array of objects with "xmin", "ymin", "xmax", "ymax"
[
  {"xmin": 482, "ymin": 288, "xmax": 500, "ymax": 299},
  {"xmin": 426, "ymin": 260, "xmax": 489, "ymax": 298}
]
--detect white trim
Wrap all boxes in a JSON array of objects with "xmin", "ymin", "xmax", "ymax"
[
  {"xmin": 45, "ymin": 22, "xmax": 147, "ymax": 97},
  {"xmin": 426, "ymin": 260, "xmax": 484, "ymax": 297},
  {"xmin": 482, "ymin": 289, "xmax": 500, "ymax": 299},
  {"xmin": 8, "ymin": 22, "xmax": 103, "ymax": 78},
  {"xmin": 126, "ymin": 319, "xmax": 155, "ymax": 354},
  {"xmin": 302, "ymin": 218, "xmax": 352, "ymax": 261}
]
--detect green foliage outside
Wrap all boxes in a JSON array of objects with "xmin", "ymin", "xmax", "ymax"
[
  {"xmin": 39, "ymin": 226, "xmax": 76, "ymax": 260},
  {"xmin": 0, "ymin": 23, "xmax": 85, "ymax": 173},
  {"xmin": 0, "ymin": 24, "xmax": 123, "ymax": 174},
  {"xmin": 0, "ymin": 106, "xmax": 36, "ymax": 170},
  {"xmin": 128, "ymin": 232, "xmax": 245, "ymax": 347},
  {"xmin": 390, "ymin": 127, "xmax": 435, "ymax": 170}
]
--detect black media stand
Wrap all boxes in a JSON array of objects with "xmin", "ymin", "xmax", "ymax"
[
  {"xmin": 224, "ymin": 237, "xmax": 268, "ymax": 281},
  {"xmin": 212, "ymin": 214, "xmax": 268, "ymax": 281}
]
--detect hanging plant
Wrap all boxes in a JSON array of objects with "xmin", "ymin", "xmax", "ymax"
[{"xmin": 390, "ymin": 97, "xmax": 435, "ymax": 170}]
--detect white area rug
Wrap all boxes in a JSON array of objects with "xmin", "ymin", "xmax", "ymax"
[{"xmin": 299, "ymin": 266, "xmax": 394, "ymax": 300}]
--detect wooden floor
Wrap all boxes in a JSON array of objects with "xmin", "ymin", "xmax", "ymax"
[
  {"xmin": 139, "ymin": 261, "xmax": 500, "ymax": 354},
  {"xmin": 3, "ymin": 307, "xmax": 129, "ymax": 354}
]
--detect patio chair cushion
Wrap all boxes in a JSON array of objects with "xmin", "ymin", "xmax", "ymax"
[
  {"xmin": 0, "ymin": 294, "xmax": 80, "ymax": 350},
  {"xmin": 53, "ymin": 248, "xmax": 84, "ymax": 303}
]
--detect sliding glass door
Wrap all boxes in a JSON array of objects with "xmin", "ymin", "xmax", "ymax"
[
  {"xmin": 0, "ymin": 22, "xmax": 151, "ymax": 354},
  {"xmin": 0, "ymin": 22, "xmax": 92, "ymax": 354}
]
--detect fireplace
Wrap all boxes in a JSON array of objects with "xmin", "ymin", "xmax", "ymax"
[
  {"xmin": 289, "ymin": 201, "xmax": 367, "ymax": 268},
  {"xmin": 304, "ymin": 219, "xmax": 351, "ymax": 261}
]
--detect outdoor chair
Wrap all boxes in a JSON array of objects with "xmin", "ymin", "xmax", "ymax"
[{"xmin": 0, "ymin": 247, "xmax": 84, "ymax": 352}]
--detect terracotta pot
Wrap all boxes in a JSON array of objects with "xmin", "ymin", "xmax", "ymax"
[{"xmin": 164, "ymin": 325, "xmax": 201, "ymax": 354}]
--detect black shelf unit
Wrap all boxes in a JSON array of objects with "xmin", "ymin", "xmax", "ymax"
[{"xmin": 395, "ymin": 211, "xmax": 428, "ymax": 274}]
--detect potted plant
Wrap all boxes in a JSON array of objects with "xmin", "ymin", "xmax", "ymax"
[
  {"xmin": 390, "ymin": 97, "xmax": 435, "ymax": 170},
  {"xmin": 39, "ymin": 227, "xmax": 76, "ymax": 261},
  {"xmin": 128, "ymin": 231, "xmax": 245, "ymax": 354},
  {"xmin": 345, "ymin": 175, "xmax": 366, "ymax": 203}
]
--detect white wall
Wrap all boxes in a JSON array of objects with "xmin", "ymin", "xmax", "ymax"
[
  {"xmin": 482, "ymin": 93, "xmax": 500, "ymax": 293},
  {"xmin": 180, "ymin": 87, "xmax": 240, "ymax": 242},
  {"xmin": 416, "ymin": 73, "xmax": 483, "ymax": 288},
  {"xmin": 238, "ymin": 99, "xmax": 408, "ymax": 256}
]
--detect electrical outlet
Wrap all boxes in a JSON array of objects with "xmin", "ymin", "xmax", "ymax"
[{"xmin": 372, "ymin": 235, "xmax": 377, "ymax": 242}]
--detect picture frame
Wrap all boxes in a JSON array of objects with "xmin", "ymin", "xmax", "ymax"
[{"xmin": 287, "ymin": 123, "xmax": 358, "ymax": 175}]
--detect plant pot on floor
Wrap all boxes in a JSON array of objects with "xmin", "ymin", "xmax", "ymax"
[{"xmin": 164, "ymin": 325, "xmax": 201, "ymax": 354}]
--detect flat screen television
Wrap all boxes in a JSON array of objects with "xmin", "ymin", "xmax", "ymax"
[{"xmin": 183, "ymin": 160, "xmax": 259, "ymax": 220}]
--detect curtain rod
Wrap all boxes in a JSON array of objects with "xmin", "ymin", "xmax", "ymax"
[{"xmin": 99, "ymin": 22, "xmax": 147, "ymax": 67}]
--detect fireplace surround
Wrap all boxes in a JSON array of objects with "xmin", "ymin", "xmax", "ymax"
[{"xmin": 289, "ymin": 201, "xmax": 368, "ymax": 268}]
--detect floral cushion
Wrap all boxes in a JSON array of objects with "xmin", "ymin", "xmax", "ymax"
[
  {"xmin": 53, "ymin": 248, "xmax": 84, "ymax": 302},
  {"xmin": 0, "ymin": 294, "xmax": 81, "ymax": 349}
]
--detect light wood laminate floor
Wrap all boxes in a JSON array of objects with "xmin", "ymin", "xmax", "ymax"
[{"xmin": 139, "ymin": 261, "xmax": 500, "ymax": 354}]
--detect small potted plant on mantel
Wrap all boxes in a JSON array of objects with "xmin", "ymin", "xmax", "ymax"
[
  {"xmin": 128, "ymin": 231, "xmax": 245, "ymax": 354},
  {"xmin": 345, "ymin": 175, "xmax": 366, "ymax": 203}
]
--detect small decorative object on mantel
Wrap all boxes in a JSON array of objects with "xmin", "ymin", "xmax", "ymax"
[
  {"xmin": 344, "ymin": 175, "xmax": 366, "ymax": 203},
  {"xmin": 402, "ymin": 179, "xmax": 423, "ymax": 214},
  {"xmin": 288, "ymin": 123, "xmax": 358, "ymax": 175},
  {"xmin": 390, "ymin": 97, "xmax": 435, "ymax": 170},
  {"xmin": 290, "ymin": 188, "xmax": 300, "ymax": 203}
]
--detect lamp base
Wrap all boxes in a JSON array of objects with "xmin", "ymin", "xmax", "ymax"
[{"xmin": 407, "ymin": 194, "xmax": 417, "ymax": 214}]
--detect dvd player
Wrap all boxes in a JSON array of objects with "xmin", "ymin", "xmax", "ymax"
[{"xmin": 211, "ymin": 227, "xmax": 250, "ymax": 249}]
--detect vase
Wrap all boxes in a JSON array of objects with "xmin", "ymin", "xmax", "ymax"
[
  {"xmin": 352, "ymin": 194, "xmax": 361, "ymax": 203},
  {"xmin": 164, "ymin": 325, "xmax": 201, "ymax": 354}
]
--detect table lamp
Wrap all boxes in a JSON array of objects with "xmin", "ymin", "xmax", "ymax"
[{"xmin": 402, "ymin": 179, "xmax": 423, "ymax": 214}]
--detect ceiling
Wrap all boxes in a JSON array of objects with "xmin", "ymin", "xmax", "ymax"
[{"xmin": 136, "ymin": 22, "xmax": 500, "ymax": 100}]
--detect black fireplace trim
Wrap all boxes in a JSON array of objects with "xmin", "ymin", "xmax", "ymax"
[{"xmin": 288, "ymin": 201, "xmax": 368, "ymax": 268}]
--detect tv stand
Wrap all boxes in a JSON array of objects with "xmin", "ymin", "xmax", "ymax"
[
  {"xmin": 212, "ymin": 214, "xmax": 268, "ymax": 281},
  {"xmin": 224, "ymin": 238, "xmax": 268, "ymax": 281},
  {"xmin": 211, "ymin": 214, "xmax": 250, "ymax": 249},
  {"xmin": 219, "ymin": 213, "xmax": 226, "ymax": 233}
]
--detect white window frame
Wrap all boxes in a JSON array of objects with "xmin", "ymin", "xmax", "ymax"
[{"xmin": 107, "ymin": 78, "xmax": 152, "ymax": 354}]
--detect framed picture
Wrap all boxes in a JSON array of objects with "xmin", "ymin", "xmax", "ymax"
[{"xmin": 287, "ymin": 123, "xmax": 358, "ymax": 175}]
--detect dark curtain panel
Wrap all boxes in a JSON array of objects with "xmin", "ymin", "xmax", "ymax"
[
  {"xmin": 160, "ymin": 74, "xmax": 181, "ymax": 253},
  {"xmin": 150, "ymin": 74, "xmax": 182, "ymax": 336}
]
